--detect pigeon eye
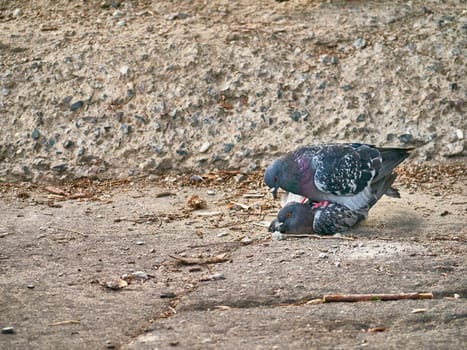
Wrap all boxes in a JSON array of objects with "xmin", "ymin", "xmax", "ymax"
[{"xmin": 286, "ymin": 212, "xmax": 292, "ymax": 218}]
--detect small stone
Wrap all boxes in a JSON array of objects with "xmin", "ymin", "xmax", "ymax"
[
  {"xmin": 26, "ymin": 284, "xmax": 35, "ymax": 289},
  {"xmin": 455, "ymin": 129, "xmax": 463, "ymax": 140},
  {"xmin": 2, "ymin": 327, "xmax": 15, "ymax": 334},
  {"xmin": 353, "ymin": 38, "xmax": 367, "ymax": 50},
  {"xmin": 204, "ymin": 272, "xmax": 225, "ymax": 281},
  {"xmin": 234, "ymin": 174, "xmax": 245, "ymax": 183},
  {"xmin": 319, "ymin": 253, "xmax": 328, "ymax": 259},
  {"xmin": 199, "ymin": 142, "xmax": 211, "ymax": 153},
  {"xmin": 136, "ymin": 241, "xmax": 145, "ymax": 245},
  {"xmin": 121, "ymin": 124, "xmax": 131, "ymax": 134},
  {"xmin": 105, "ymin": 340, "xmax": 116, "ymax": 349},
  {"xmin": 117, "ymin": 20, "xmax": 126, "ymax": 27},
  {"xmin": 289, "ymin": 110, "xmax": 301, "ymax": 122},
  {"xmin": 160, "ymin": 292, "xmax": 176, "ymax": 298},
  {"xmin": 120, "ymin": 65, "xmax": 129, "ymax": 75},
  {"xmin": 31, "ymin": 128, "xmax": 40, "ymax": 140},
  {"xmin": 449, "ymin": 83, "xmax": 459, "ymax": 91},
  {"xmin": 176, "ymin": 149, "xmax": 188, "ymax": 157},
  {"xmin": 130, "ymin": 271, "xmax": 149, "ymax": 280},
  {"xmin": 70, "ymin": 100, "xmax": 84, "ymax": 111},
  {"xmin": 63, "ymin": 140, "xmax": 73, "ymax": 149},
  {"xmin": 166, "ymin": 13, "xmax": 191, "ymax": 21},
  {"xmin": 113, "ymin": 10, "xmax": 124, "ymax": 17},
  {"xmin": 114, "ymin": 111, "xmax": 124, "ymax": 122},
  {"xmin": 356, "ymin": 114, "xmax": 366, "ymax": 122},
  {"xmin": 443, "ymin": 142, "xmax": 464, "ymax": 157},
  {"xmin": 134, "ymin": 115, "xmax": 147, "ymax": 124},
  {"xmin": 271, "ymin": 231, "xmax": 285, "ymax": 240},
  {"xmin": 329, "ymin": 56, "xmax": 338, "ymax": 64},
  {"xmin": 341, "ymin": 84, "xmax": 353, "ymax": 91},
  {"xmin": 190, "ymin": 175, "xmax": 204, "ymax": 182},
  {"xmin": 12, "ymin": 8, "xmax": 22, "ymax": 18},
  {"xmin": 319, "ymin": 55, "xmax": 338, "ymax": 65},
  {"xmin": 399, "ymin": 133, "xmax": 413, "ymax": 144},
  {"xmin": 223, "ymin": 143, "xmax": 234, "ymax": 153},
  {"xmin": 51, "ymin": 163, "xmax": 67, "ymax": 173}
]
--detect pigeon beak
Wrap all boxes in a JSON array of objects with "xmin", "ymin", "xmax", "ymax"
[{"xmin": 270, "ymin": 187, "xmax": 278, "ymax": 199}]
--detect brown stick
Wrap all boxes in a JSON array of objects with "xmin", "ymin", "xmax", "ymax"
[
  {"xmin": 323, "ymin": 292, "xmax": 433, "ymax": 303},
  {"xmin": 169, "ymin": 253, "xmax": 230, "ymax": 265},
  {"xmin": 49, "ymin": 320, "xmax": 81, "ymax": 326}
]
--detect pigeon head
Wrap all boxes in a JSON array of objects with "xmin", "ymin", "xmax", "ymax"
[
  {"xmin": 274, "ymin": 202, "xmax": 315, "ymax": 234},
  {"xmin": 265, "ymin": 157, "xmax": 302, "ymax": 199},
  {"xmin": 264, "ymin": 159, "xmax": 284, "ymax": 199}
]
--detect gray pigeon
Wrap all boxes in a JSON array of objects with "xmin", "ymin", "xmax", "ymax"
[
  {"xmin": 264, "ymin": 143, "xmax": 413, "ymax": 211},
  {"xmin": 269, "ymin": 201, "xmax": 367, "ymax": 235},
  {"xmin": 269, "ymin": 171, "xmax": 399, "ymax": 235}
]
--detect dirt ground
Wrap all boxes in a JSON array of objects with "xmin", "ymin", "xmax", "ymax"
[
  {"xmin": 0, "ymin": 0, "xmax": 466, "ymax": 349},
  {"xmin": 0, "ymin": 168, "xmax": 466, "ymax": 349}
]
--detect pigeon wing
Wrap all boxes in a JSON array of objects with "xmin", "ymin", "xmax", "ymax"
[
  {"xmin": 312, "ymin": 144, "xmax": 381, "ymax": 196},
  {"xmin": 313, "ymin": 204, "xmax": 367, "ymax": 234}
]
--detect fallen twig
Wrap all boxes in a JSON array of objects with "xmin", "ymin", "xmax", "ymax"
[
  {"xmin": 44, "ymin": 186, "xmax": 65, "ymax": 196},
  {"xmin": 323, "ymin": 292, "xmax": 433, "ymax": 303},
  {"xmin": 49, "ymin": 320, "xmax": 81, "ymax": 326},
  {"xmin": 49, "ymin": 226, "xmax": 88, "ymax": 237},
  {"xmin": 169, "ymin": 253, "xmax": 230, "ymax": 265}
]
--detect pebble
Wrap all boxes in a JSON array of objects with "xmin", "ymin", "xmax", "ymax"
[
  {"xmin": 223, "ymin": 143, "xmax": 234, "ymax": 153},
  {"xmin": 399, "ymin": 133, "xmax": 413, "ymax": 144},
  {"xmin": 31, "ymin": 128, "xmax": 40, "ymax": 140},
  {"xmin": 319, "ymin": 55, "xmax": 338, "ymax": 65},
  {"xmin": 113, "ymin": 10, "xmax": 124, "ymax": 17},
  {"xmin": 130, "ymin": 271, "xmax": 149, "ymax": 280},
  {"xmin": 120, "ymin": 124, "xmax": 131, "ymax": 134},
  {"xmin": 51, "ymin": 163, "xmax": 67, "ymax": 173},
  {"xmin": 234, "ymin": 174, "xmax": 245, "ymax": 183},
  {"xmin": 199, "ymin": 142, "xmax": 211, "ymax": 153},
  {"xmin": 12, "ymin": 8, "xmax": 22, "ymax": 18},
  {"xmin": 26, "ymin": 284, "xmax": 35, "ymax": 289},
  {"xmin": 120, "ymin": 65, "xmax": 130, "ymax": 76},
  {"xmin": 204, "ymin": 272, "xmax": 225, "ymax": 281},
  {"xmin": 353, "ymin": 38, "xmax": 367, "ymax": 50},
  {"xmin": 105, "ymin": 340, "xmax": 116, "ymax": 349},
  {"xmin": 166, "ymin": 13, "xmax": 191, "ymax": 21},
  {"xmin": 356, "ymin": 114, "xmax": 366, "ymax": 122},
  {"xmin": 289, "ymin": 110, "xmax": 301, "ymax": 122},
  {"xmin": 1, "ymin": 327, "xmax": 15, "ymax": 334},
  {"xmin": 319, "ymin": 253, "xmax": 328, "ymax": 259},
  {"xmin": 136, "ymin": 241, "xmax": 145, "ymax": 245},
  {"xmin": 134, "ymin": 115, "xmax": 147, "ymax": 124},
  {"xmin": 271, "ymin": 231, "xmax": 285, "ymax": 241},
  {"xmin": 70, "ymin": 100, "xmax": 84, "ymax": 111}
]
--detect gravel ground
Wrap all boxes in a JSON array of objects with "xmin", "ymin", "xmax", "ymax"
[{"xmin": 0, "ymin": 0, "xmax": 465, "ymax": 183}]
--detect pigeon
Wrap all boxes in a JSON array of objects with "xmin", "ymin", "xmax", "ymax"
[
  {"xmin": 269, "ymin": 171, "xmax": 398, "ymax": 235},
  {"xmin": 264, "ymin": 143, "xmax": 413, "ymax": 211},
  {"xmin": 269, "ymin": 201, "xmax": 367, "ymax": 235}
]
